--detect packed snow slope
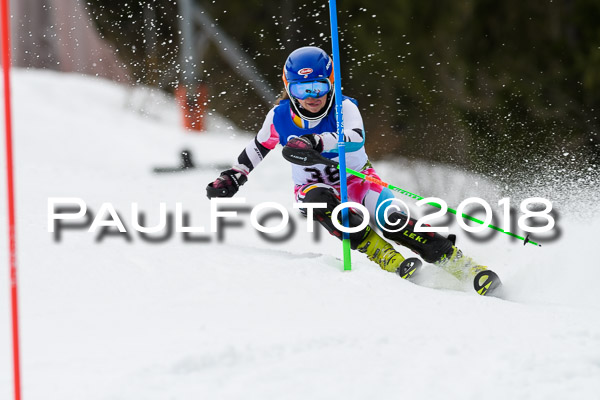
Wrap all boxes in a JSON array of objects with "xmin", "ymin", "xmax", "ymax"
[{"xmin": 0, "ymin": 70, "xmax": 599, "ymax": 400}]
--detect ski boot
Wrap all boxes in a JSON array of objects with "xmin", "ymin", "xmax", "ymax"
[
  {"xmin": 294, "ymin": 186, "xmax": 422, "ymax": 279},
  {"xmin": 357, "ymin": 228, "xmax": 422, "ymax": 279},
  {"xmin": 435, "ymin": 245, "xmax": 488, "ymax": 282},
  {"xmin": 381, "ymin": 213, "xmax": 488, "ymax": 281},
  {"xmin": 433, "ymin": 242, "xmax": 502, "ymax": 295}
]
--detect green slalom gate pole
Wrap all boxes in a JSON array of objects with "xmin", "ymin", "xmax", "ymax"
[
  {"xmin": 329, "ymin": 0, "xmax": 352, "ymax": 270},
  {"xmin": 340, "ymin": 166, "xmax": 542, "ymax": 247}
]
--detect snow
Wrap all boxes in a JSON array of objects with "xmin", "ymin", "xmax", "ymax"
[{"xmin": 1, "ymin": 69, "xmax": 599, "ymax": 399}]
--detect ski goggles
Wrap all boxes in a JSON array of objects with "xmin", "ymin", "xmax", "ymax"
[{"xmin": 288, "ymin": 79, "xmax": 331, "ymax": 100}]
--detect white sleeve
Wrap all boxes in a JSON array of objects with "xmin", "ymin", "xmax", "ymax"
[
  {"xmin": 255, "ymin": 108, "xmax": 278, "ymax": 148},
  {"xmin": 235, "ymin": 108, "xmax": 278, "ymax": 174},
  {"xmin": 319, "ymin": 99, "xmax": 365, "ymax": 152}
]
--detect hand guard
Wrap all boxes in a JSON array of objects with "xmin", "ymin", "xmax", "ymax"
[
  {"xmin": 206, "ymin": 168, "xmax": 248, "ymax": 198},
  {"xmin": 282, "ymin": 134, "xmax": 335, "ymax": 166},
  {"xmin": 286, "ymin": 134, "xmax": 324, "ymax": 153}
]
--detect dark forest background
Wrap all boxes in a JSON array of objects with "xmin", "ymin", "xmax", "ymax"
[{"xmin": 86, "ymin": 0, "xmax": 600, "ymax": 178}]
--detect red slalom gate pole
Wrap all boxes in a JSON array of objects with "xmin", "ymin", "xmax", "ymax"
[{"xmin": 1, "ymin": 0, "xmax": 22, "ymax": 398}]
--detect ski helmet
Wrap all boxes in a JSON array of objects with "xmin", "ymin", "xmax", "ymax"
[{"xmin": 282, "ymin": 46, "xmax": 335, "ymax": 121}]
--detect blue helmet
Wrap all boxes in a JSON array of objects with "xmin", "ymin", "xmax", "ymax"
[{"xmin": 282, "ymin": 46, "xmax": 335, "ymax": 121}]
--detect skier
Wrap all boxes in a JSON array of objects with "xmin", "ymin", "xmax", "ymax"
[{"xmin": 206, "ymin": 46, "xmax": 487, "ymax": 282}]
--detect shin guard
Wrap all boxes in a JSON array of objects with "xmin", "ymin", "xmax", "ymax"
[
  {"xmin": 298, "ymin": 185, "xmax": 369, "ymax": 249},
  {"xmin": 381, "ymin": 212, "xmax": 453, "ymax": 264}
]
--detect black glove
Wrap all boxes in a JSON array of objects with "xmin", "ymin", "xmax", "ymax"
[
  {"xmin": 286, "ymin": 134, "xmax": 324, "ymax": 153},
  {"xmin": 206, "ymin": 168, "xmax": 248, "ymax": 198}
]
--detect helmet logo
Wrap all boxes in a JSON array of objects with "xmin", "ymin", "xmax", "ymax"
[{"xmin": 298, "ymin": 68, "xmax": 313, "ymax": 77}]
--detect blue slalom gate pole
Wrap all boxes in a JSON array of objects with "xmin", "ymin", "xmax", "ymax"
[{"xmin": 328, "ymin": 0, "xmax": 352, "ymax": 271}]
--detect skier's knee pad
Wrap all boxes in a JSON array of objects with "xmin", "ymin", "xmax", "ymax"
[
  {"xmin": 299, "ymin": 184, "xmax": 340, "ymax": 214},
  {"xmin": 298, "ymin": 185, "xmax": 368, "ymax": 249},
  {"xmin": 381, "ymin": 212, "xmax": 453, "ymax": 263}
]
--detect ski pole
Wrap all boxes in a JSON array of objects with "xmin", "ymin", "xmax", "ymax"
[
  {"xmin": 341, "ymin": 166, "xmax": 541, "ymax": 247},
  {"xmin": 281, "ymin": 144, "xmax": 542, "ymax": 247}
]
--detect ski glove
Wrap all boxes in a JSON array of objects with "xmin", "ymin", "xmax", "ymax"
[
  {"xmin": 286, "ymin": 134, "xmax": 324, "ymax": 153},
  {"xmin": 282, "ymin": 134, "xmax": 335, "ymax": 167},
  {"xmin": 206, "ymin": 168, "xmax": 248, "ymax": 198}
]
